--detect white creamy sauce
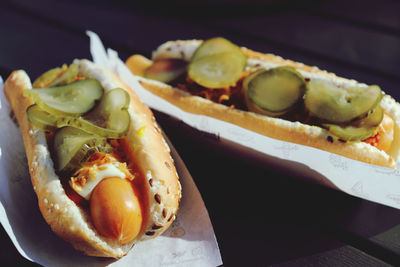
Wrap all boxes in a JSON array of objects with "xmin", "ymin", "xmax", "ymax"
[{"xmin": 71, "ymin": 162, "xmax": 126, "ymax": 200}]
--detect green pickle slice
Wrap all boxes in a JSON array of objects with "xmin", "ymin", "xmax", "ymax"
[
  {"xmin": 323, "ymin": 106, "xmax": 384, "ymax": 141},
  {"xmin": 305, "ymin": 80, "xmax": 382, "ymax": 123},
  {"xmin": 27, "ymin": 105, "xmax": 58, "ymax": 132},
  {"xmin": 323, "ymin": 124, "xmax": 376, "ymax": 141},
  {"xmin": 24, "ymin": 79, "xmax": 104, "ymax": 116},
  {"xmin": 54, "ymin": 127, "xmax": 113, "ymax": 175},
  {"xmin": 50, "ymin": 64, "xmax": 79, "ymax": 87},
  {"xmin": 191, "ymin": 37, "xmax": 246, "ymax": 64},
  {"xmin": 26, "ymin": 88, "xmax": 131, "ymax": 138},
  {"xmin": 32, "ymin": 64, "xmax": 79, "ymax": 88},
  {"xmin": 353, "ymin": 105, "xmax": 384, "ymax": 128},
  {"xmin": 82, "ymin": 88, "xmax": 131, "ymax": 137},
  {"xmin": 188, "ymin": 52, "xmax": 245, "ymax": 88},
  {"xmin": 32, "ymin": 67, "xmax": 62, "ymax": 88},
  {"xmin": 243, "ymin": 67, "xmax": 307, "ymax": 116},
  {"xmin": 144, "ymin": 59, "xmax": 187, "ymax": 83},
  {"xmin": 188, "ymin": 37, "xmax": 247, "ymax": 88}
]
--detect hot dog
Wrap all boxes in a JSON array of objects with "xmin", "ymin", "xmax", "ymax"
[
  {"xmin": 3, "ymin": 59, "xmax": 181, "ymax": 258},
  {"xmin": 126, "ymin": 37, "xmax": 400, "ymax": 169}
]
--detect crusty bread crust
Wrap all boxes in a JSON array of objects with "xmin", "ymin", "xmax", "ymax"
[
  {"xmin": 4, "ymin": 60, "xmax": 181, "ymax": 258},
  {"xmin": 129, "ymin": 39, "xmax": 400, "ymax": 169}
]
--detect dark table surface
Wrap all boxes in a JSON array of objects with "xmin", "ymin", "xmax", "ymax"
[{"xmin": 1, "ymin": 0, "xmax": 400, "ymax": 266}]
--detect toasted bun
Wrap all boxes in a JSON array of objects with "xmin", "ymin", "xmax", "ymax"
[
  {"xmin": 126, "ymin": 40, "xmax": 400, "ymax": 169},
  {"xmin": 3, "ymin": 60, "xmax": 181, "ymax": 258}
]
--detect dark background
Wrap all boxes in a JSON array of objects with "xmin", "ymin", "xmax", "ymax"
[{"xmin": 1, "ymin": 0, "xmax": 400, "ymax": 266}]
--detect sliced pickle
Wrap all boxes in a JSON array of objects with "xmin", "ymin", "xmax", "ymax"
[
  {"xmin": 26, "ymin": 88, "xmax": 131, "ymax": 138},
  {"xmin": 323, "ymin": 106, "xmax": 383, "ymax": 141},
  {"xmin": 323, "ymin": 124, "xmax": 376, "ymax": 141},
  {"xmin": 188, "ymin": 37, "xmax": 247, "ymax": 88},
  {"xmin": 53, "ymin": 127, "xmax": 113, "ymax": 175},
  {"xmin": 32, "ymin": 66, "xmax": 63, "ymax": 88},
  {"xmin": 24, "ymin": 79, "xmax": 104, "ymax": 116},
  {"xmin": 305, "ymin": 80, "xmax": 382, "ymax": 123},
  {"xmin": 188, "ymin": 52, "xmax": 245, "ymax": 88},
  {"xmin": 144, "ymin": 59, "xmax": 187, "ymax": 83},
  {"xmin": 27, "ymin": 104, "xmax": 58, "ymax": 131},
  {"xmin": 242, "ymin": 69, "xmax": 264, "ymax": 90},
  {"xmin": 191, "ymin": 37, "xmax": 246, "ymax": 64},
  {"xmin": 353, "ymin": 106, "xmax": 384, "ymax": 128},
  {"xmin": 243, "ymin": 67, "xmax": 307, "ymax": 116},
  {"xmin": 83, "ymin": 88, "xmax": 130, "ymax": 135},
  {"xmin": 50, "ymin": 64, "xmax": 79, "ymax": 87}
]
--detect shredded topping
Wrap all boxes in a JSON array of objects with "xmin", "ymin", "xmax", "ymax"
[
  {"xmin": 175, "ymin": 72, "xmax": 249, "ymax": 110},
  {"xmin": 363, "ymin": 129, "xmax": 380, "ymax": 147}
]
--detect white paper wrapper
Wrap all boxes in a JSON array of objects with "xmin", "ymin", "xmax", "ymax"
[
  {"xmin": 86, "ymin": 31, "xmax": 400, "ymax": 211},
  {"xmin": 0, "ymin": 73, "xmax": 222, "ymax": 265}
]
